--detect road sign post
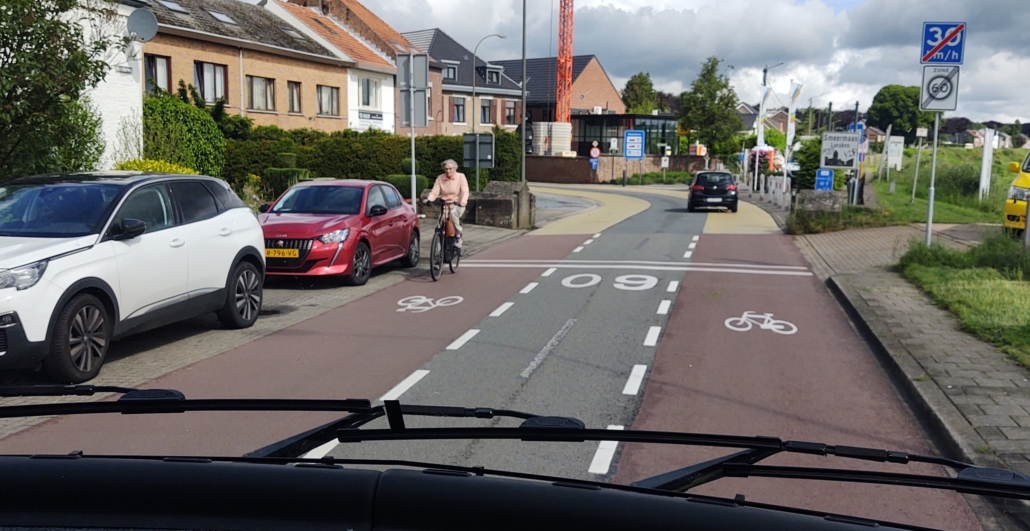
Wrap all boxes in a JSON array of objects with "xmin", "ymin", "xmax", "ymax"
[
  {"xmin": 623, "ymin": 130, "xmax": 644, "ymax": 185},
  {"xmin": 398, "ymin": 53, "xmax": 429, "ymax": 213}
]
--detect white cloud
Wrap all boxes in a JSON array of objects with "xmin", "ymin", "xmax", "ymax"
[{"xmin": 359, "ymin": 0, "xmax": 1029, "ymax": 122}]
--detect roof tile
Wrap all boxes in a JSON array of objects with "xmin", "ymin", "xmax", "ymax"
[{"xmin": 278, "ymin": 1, "xmax": 391, "ymax": 67}]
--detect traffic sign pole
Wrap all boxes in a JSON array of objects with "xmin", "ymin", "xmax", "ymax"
[{"xmin": 925, "ymin": 112, "xmax": 940, "ymax": 246}]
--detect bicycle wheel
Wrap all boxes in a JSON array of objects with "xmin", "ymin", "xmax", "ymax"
[
  {"xmin": 768, "ymin": 319, "xmax": 798, "ymax": 335},
  {"xmin": 429, "ymin": 232, "xmax": 444, "ymax": 281},
  {"xmin": 723, "ymin": 317, "xmax": 752, "ymax": 332},
  {"xmin": 449, "ymin": 246, "xmax": 460, "ymax": 273}
]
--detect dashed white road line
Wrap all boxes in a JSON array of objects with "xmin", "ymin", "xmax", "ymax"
[
  {"xmin": 643, "ymin": 326, "xmax": 662, "ymax": 347},
  {"xmin": 447, "ymin": 329, "xmax": 480, "ymax": 350},
  {"xmin": 657, "ymin": 300, "xmax": 671, "ymax": 315},
  {"xmin": 683, "ymin": 251, "xmax": 693, "ymax": 258},
  {"xmin": 594, "ymin": 233, "xmax": 602, "ymax": 238},
  {"xmin": 520, "ymin": 282, "xmax": 539, "ymax": 294},
  {"xmin": 692, "ymin": 235, "xmax": 700, "ymax": 241},
  {"xmin": 584, "ymin": 239, "xmax": 594, "ymax": 245},
  {"xmin": 588, "ymin": 425, "xmax": 625, "ymax": 474},
  {"xmin": 490, "ymin": 302, "xmax": 514, "ymax": 317},
  {"xmin": 542, "ymin": 267, "xmax": 557, "ymax": 277},
  {"xmin": 622, "ymin": 365, "xmax": 648, "ymax": 395},
  {"xmin": 573, "ymin": 246, "xmax": 584, "ymax": 253},
  {"xmin": 667, "ymin": 281, "xmax": 679, "ymax": 293},
  {"xmin": 688, "ymin": 242, "xmax": 697, "ymax": 250}
]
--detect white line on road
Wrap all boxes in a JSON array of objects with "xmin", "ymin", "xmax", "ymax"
[
  {"xmin": 622, "ymin": 365, "xmax": 648, "ymax": 395},
  {"xmin": 461, "ymin": 264, "xmax": 814, "ymax": 276},
  {"xmin": 584, "ymin": 239, "xmax": 594, "ymax": 245},
  {"xmin": 683, "ymin": 251, "xmax": 693, "ymax": 258},
  {"xmin": 303, "ymin": 369, "xmax": 430, "ymax": 459},
  {"xmin": 644, "ymin": 326, "xmax": 662, "ymax": 347},
  {"xmin": 588, "ymin": 425, "xmax": 625, "ymax": 474},
  {"xmin": 573, "ymin": 246, "xmax": 584, "ymax": 253},
  {"xmin": 688, "ymin": 242, "xmax": 697, "ymax": 250},
  {"xmin": 447, "ymin": 329, "xmax": 480, "ymax": 350},
  {"xmin": 464, "ymin": 259, "xmax": 809, "ymax": 270},
  {"xmin": 692, "ymin": 235, "xmax": 700, "ymax": 241},
  {"xmin": 594, "ymin": 233, "xmax": 602, "ymax": 238},
  {"xmin": 521, "ymin": 319, "xmax": 577, "ymax": 378},
  {"xmin": 490, "ymin": 302, "xmax": 515, "ymax": 317},
  {"xmin": 667, "ymin": 281, "xmax": 679, "ymax": 292},
  {"xmin": 657, "ymin": 300, "xmax": 671, "ymax": 315},
  {"xmin": 542, "ymin": 267, "xmax": 557, "ymax": 277},
  {"xmin": 521, "ymin": 282, "xmax": 539, "ymax": 294}
]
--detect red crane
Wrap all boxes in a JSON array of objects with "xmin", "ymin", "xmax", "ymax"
[{"xmin": 555, "ymin": 0, "xmax": 573, "ymax": 123}]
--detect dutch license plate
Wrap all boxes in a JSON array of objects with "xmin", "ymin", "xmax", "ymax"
[
  {"xmin": 266, "ymin": 248, "xmax": 300, "ymax": 258},
  {"xmin": 706, "ymin": 198, "xmax": 722, "ymax": 203}
]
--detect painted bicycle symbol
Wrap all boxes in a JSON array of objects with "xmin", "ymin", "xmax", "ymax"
[
  {"xmin": 397, "ymin": 295, "xmax": 464, "ymax": 313},
  {"xmin": 724, "ymin": 311, "xmax": 797, "ymax": 335}
]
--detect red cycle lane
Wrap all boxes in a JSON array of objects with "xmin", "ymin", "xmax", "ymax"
[
  {"xmin": 613, "ymin": 233, "xmax": 984, "ymax": 531},
  {"xmin": 0, "ymin": 234, "xmax": 587, "ymax": 457}
]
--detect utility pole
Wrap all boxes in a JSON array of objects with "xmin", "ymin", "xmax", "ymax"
[
  {"xmin": 852, "ymin": 101, "xmax": 859, "ymax": 131},
  {"xmin": 472, "ymin": 33, "xmax": 507, "ymax": 192},
  {"xmin": 520, "ymin": 0, "xmax": 527, "ymax": 183},
  {"xmin": 827, "ymin": 102, "xmax": 834, "ymax": 132}
]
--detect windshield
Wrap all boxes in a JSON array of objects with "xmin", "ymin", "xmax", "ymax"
[
  {"xmin": 271, "ymin": 185, "xmax": 363, "ymax": 215},
  {"xmin": 0, "ymin": 183, "xmax": 123, "ymax": 237},
  {"xmin": 696, "ymin": 173, "xmax": 734, "ymax": 185}
]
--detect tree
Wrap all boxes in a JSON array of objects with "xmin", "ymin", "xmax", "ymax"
[
  {"xmin": 621, "ymin": 72, "xmax": 657, "ymax": 114},
  {"xmin": 866, "ymin": 85, "xmax": 934, "ymax": 143},
  {"xmin": 1015, "ymin": 133, "xmax": 1029, "ymax": 148},
  {"xmin": 943, "ymin": 117, "xmax": 971, "ymax": 135},
  {"xmin": 679, "ymin": 57, "xmax": 743, "ymax": 159},
  {"xmin": 0, "ymin": 0, "xmax": 123, "ymax": 180},
  {"xmin": 656, "ymin": 91, "xmax": 682, "ymax": 114}
]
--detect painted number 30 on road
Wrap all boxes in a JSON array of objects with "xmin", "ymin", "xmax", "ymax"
[{"xmin": 561, "ymin": 274, "xmax": 658, "ymax": 291}]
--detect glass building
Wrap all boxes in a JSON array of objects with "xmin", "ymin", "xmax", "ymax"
[{"xmin": 570, "ymin": 113, "xmax": 681, "ymax": 157}]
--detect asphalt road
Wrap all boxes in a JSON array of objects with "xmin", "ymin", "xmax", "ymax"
[{"xmin": 0, "ymin": 184, "xmax": 987, "ymax": 530}]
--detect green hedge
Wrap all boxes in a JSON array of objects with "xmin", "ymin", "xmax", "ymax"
[
  {"xmin": 384, "ymin": 175, "xmax": 429, "ymax": 199},
  {"xmin": 264, "ymin": 168, "xmax": 309, "ymax": 200},
  {"xmin": 142, "ymin": 95, "xmax": 225, "ymax": 178}
]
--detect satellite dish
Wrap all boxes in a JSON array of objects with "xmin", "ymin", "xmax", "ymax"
[{"xmin": 127, "ymin": 9, "xmax": 158, "ymax": 42}]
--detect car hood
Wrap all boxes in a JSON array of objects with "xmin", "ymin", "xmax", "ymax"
[
  {"xmin": 259, "ymin": 213, "xmax": 358, "ymax": 240},
  {"xmin": 0, "ymin": 235, "xmax": 99, "ymax": 270}
]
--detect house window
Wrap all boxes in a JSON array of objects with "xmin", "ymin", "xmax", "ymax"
[
  {"xmin": 505, "ymin": 100, "xmax": 517, "ymax": 125},
  {"xmin": 453, "ymin": 97, "xmax": 465, "ymax": 123},
  {"xmin": 480, "ymin": 99, "xmax": 493, "ymax": 124},
  {"xmin": 288, "ymin": 81, "xmax": 301, "ymax": 113},
  {"xmin": 247, "ymin": 76, "xmax": 275, "ymax": 111},
  {"xmin": 317, "ymin": 85, "xmax": 339, "ymax": 116},
  {"xmin": 487, "ymin": 70, "xmax": 500, "ymax": 84},
  {"xmin": 359, "ymin": 77, "xmax": 380, "ymax": 109},
  {"xmin": 206, "ymin": 10, "xmax": 236, "ymax": 24},
  {"xmin": 144, "ymin": 54, "xmax": 170, "ymax": 93},
  {"xmin": 444, "ymin": 65, "xmax": 457, "ymax": 80},
  {"xmin": 194, "ymin": 62, "xmax": 227, "ymax": 104}
]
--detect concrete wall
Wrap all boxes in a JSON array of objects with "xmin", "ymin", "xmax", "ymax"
[
  {"xmin": 526, "ymin": 156, "xmax": 594, "ymax": 184},
  {"xmin": 596, "ymin": 155, "xmax": 711, "ymax": 182}
]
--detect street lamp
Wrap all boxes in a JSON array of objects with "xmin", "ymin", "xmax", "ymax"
[
  {"xmin": 472, "ymin": 32, "xmax": 507, "ymax": 192},
  {"xmin": 762, "ymin": 62, "xmax": 783, "ymax": 87}
]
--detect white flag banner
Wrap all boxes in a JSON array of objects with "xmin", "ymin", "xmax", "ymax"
[
  {"xmin": 980, "ymin": 128, "xmax": 995, "ymax": 201},
  {"xmin": 786, "ymin": 82, "xmax": 803, "ymax": 151},
  {"xmin": 757, "ymin": 86, "xmax": 771, "ymax": 148}
]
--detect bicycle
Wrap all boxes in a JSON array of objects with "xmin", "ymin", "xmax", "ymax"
[
  {"xmin": 724, "ymin": 311, "xmax": 797, "ymax": 335},
  {"xmin": 425, "ymin": 198, "xmax": 461, "ymax": 281}
]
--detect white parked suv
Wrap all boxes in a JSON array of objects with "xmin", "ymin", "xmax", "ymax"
[{"xmin": 0, "ymin": 172, "xmax": 266, "ymax": 383}]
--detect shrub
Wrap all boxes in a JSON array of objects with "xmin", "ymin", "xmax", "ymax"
[
  {"xmin": 264, "ymin": 153, "xmax": 309, "ymax": 200},
  {"xmin": 223, "ymin": 137, "xmax": 298, "ymax": 189},
  {"xmin": 114, "ymin": 159, "xmax": 199, "ymax": 174},
  {"xmin": 384, "ymin": 175, "xmax": 429, "ymax": 200},
  {"xmin": 142, "ymin": 95, "xmax": 225, "ymax": 177},
  {"xmin": 400, "ymin": 157, "xmax": 421, "ymax": 175}
]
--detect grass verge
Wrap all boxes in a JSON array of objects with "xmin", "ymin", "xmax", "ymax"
[{"xmin": 899, "ymin": 234, "xmax": 1030, "ymax": 368}]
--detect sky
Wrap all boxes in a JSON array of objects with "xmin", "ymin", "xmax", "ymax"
[{"xmin": 360, "ymin": 0, "xmax": 1029, "ymax": 123}]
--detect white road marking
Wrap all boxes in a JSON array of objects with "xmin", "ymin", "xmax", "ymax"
[
  {"xmin": 683, "ymin": 251, "xmax": 693, "ymax": 258},
  {"xmin": 462, "ymin": 264, "xmax": 814, "ymax": 276},
  {"xmin": 303, "ymin": 369, "xmax": 430, "ymax": 459},
  {"xmin": 520, "ymin": 282, "xmax": 539, "ymax": 294},
  {"xmin": 644, "ymin": 326, "xmax": 662, "ymax": 347},
  {"xmin": 573, "ymin": 246, "xmax": 584, "ymax": 253},
  {"xmin": 667, "ymin": 281, "xmax": 679, "ymax": 292},
  {"xmin": 588, "ymin": 425, "xmax": 625, "ymax": 474},
  {"xmin": 397, "ymin": 295, "xmax": 463, "ymax": 313},
  {"xmin": 622, "ymin": 365, "xmax": 648, "ymax": 395},
  {"xmin": 657, "ymin": 300, "xmax": 671, "ymax": 315},
  {"xmin": 688, "ymin": 242, "xmax": 697, "ymax": 250},
  {"xmin": 561, "ymin": 273, "xmax": 602, "ymax": 288},
  {"xmin": 521, "ymin": 319, "xmax": 577, "ymax": 378},
  {"xmin": 447, "ymin": 329, "xmax": 480, "ymax": 350},
  {"xmin": 490, "ymin": 302, "xmax": 514, "ymax": 317},
  {"xmin": 613, "ymin": 275, "xmax": 658, "ymax": 291},
  {"xmin": 584, "ymin": 239, "xmax": 594, "ymax": 245},
  {"xmin": 542, "ymin": 267, "xmax": 557, "ymax": 277},
  {"xmin": 594, "ymin": 233, "xmax": 602, "ymax": 238},
  {"xmin": 464, "ymin": 259, "xmax": 809, "ymax": 270},
  {"xmin": 692, "ymin": 235, "xmax": 700, "ymax": 241}
]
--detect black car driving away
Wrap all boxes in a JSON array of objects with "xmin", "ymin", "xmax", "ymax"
[{"xmin": 688, "ymin": 171, "xmax": 738, "ymax": 213}]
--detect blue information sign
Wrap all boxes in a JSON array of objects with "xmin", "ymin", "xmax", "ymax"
[
  {"xmin": 815, "ymin": 169, "xmax": 834, "ymax": 191},
  {"xmin": 590, "ymin": 158, "xmax": 599, "ymax": 171},
  {"xmin": 623, "ymin": 130, "xmax": 645, "ymax": 160},
  {"xmin": 921, "ymin": 22, "xmax": 966, "ymax": 65}
]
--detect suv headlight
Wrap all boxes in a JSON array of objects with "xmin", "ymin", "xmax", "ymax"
[
  {"xmin": 319, "ymin": 228, "xmax": 350, "ymax": 244},
  {"xmin": 1009, "ymin": 186, "xmax": 1030, "ymax": 201},
  {"xmin": 0, "ymin": 260, "xmax": 48, "ymax": 291}
]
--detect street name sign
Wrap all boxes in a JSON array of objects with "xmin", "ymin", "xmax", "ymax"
[{"xmin": 820, "ymin": 132, "xmax": 861, "ymax": 169}]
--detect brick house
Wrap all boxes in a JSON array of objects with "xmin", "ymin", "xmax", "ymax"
[
  {"xmin": 291, "ymin": 0, "xmax": 444, "ymax": 136},
  {"xmin": 142, "ymin": 0, "xmax": 354, "ymax": 132},
  {"xmin": 490, "ymin": 55, "xmax": 625, "ymax": 123},
  {"xmin": 402, "ymin": 28, "xmax": 524, "ymax": 136}
]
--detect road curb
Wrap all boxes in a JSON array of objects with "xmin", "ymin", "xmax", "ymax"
[
  {"xmin": 826, "ymin": 271, "xmax": 1030, "ymax": 529},
  {"xmin": 740, "ymin": 195, "xmax": 788, "ymax": 233}
]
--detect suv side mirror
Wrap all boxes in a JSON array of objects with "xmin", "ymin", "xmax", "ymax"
[
  {"xmin": 369, "ymin": 205, "xmax": 388, "ymax": 217},
  {"xmin": 1009, "ymin": 162, "xmax": 1022, "ymax": 174},
  {"xmin": 258, "ymin": 203, "xmax": 271, "ymax": 213},
  {"xmin": 113, "ymin": 218, "xmax": 147, "ymax": 240}
]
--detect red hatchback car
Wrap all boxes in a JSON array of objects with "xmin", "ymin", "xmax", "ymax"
[{"xmin": 258, "ymin": 179, "xmax": 420, "ymax": 285}]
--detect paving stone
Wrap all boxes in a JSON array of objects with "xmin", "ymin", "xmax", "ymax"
[
  {"xmin": 966, "ymin": 414, "xmax": 1019, "ymax": 427},
  {"xmin": 1001, "ymin": 428, "xmax": 1030, "ymax": 440}
]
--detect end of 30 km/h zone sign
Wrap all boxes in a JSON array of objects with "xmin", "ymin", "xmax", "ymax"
[
  {"xmin": 921, "ymin": 65, "xmax": 960, "ymax": 111},
  {"xmin": 921, "ymin": 22, "xmax": 966, "ymax": 64}
]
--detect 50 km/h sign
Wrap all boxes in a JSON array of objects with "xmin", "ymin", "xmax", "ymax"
[{"xmin": 921, "ymin": 65, "xmax": 960, "ymax": 111}]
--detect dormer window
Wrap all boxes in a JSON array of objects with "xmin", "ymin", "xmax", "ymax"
[
  {"xmin": 487, "ymin": 69, "xmax": 500, "ymax": 84},
  {"xmin": 444, "ymin": 65, "xmax": 457, "ymax": 80}
]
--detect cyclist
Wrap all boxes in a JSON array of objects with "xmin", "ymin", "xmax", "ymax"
[{"xmin": 423, "ymin": 159, "xmax": 470, "ymax": 248}]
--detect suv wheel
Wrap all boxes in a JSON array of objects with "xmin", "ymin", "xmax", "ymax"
[
  {"xmin": 43, "ymin": 293, "xmax": 111, "ymax": 383},
  {"xmin": 217, "ymin": 261, "xmax": 262, "ymax": 329}
]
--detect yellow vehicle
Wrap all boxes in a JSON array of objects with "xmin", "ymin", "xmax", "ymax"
[{"xmin": 1004, "ymin": 153, "xmax": 1030, "ymax": 233}]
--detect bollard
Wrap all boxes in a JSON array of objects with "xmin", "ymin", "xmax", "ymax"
[{"xmin": 622, "ymin": 169, "xmax": 627, "ymax": 187}]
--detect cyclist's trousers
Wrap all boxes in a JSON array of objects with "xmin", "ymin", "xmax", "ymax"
[{"xmin": 448, "ymin": 205, "xmax": 466, "ymax": 234}]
